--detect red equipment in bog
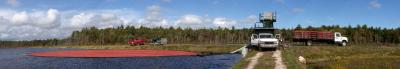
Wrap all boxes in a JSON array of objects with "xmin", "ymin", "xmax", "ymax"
[{"xmin": 128, "ymin": 39, "xmax": 146, "ymax": 45}]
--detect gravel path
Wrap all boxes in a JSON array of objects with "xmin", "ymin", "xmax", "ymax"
[
  {"xmin": 272, "ymin": 50, "xmax": 287, "ymax": 69},
  {"xmin": 246, "ymin": 52, "xmax": 264, "ymax": 69},
  {"xmin": 245, "ymin": 50, "xmax": 287, "ymax": 69}
]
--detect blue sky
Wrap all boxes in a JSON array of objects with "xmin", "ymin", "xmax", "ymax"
[{"xmin": 0, "ymin": 0, "xmax": 399, "ymax": 40}]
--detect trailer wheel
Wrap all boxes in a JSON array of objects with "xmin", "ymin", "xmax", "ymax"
[{"xmin": 306, "ymin": 40, "xmax": 312, "ymax": 46}]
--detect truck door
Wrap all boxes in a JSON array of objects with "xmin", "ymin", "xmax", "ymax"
[
  {"xmin": 251, "ymin": 34, "xmax": 257, "ymax": 40},
  {"xmin": 250, "ymin": 34, "xmax": 258, "ymax": 45},
  {"xmin": 334, "ymin": 32, "xmax": 342, "ymax": 43}
]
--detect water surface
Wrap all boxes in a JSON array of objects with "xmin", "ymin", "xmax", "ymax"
[{"xmin": 0, "ymin": 48, "xmax": 241, "ymax": 69}]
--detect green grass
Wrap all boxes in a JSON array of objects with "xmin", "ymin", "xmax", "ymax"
[
  {"xmin": 254, "ymin": 52, "xmax": 275, "ymax": 69},
  {"xmin": 32, "ymin": 44, "xmax": 244, "ymax": 55},
  {"xmin": 232, "ymin": 50, "xmax": 258, "ymax": 69},
  {"xmin": 283, "ymin": 46, "xmax": 400, "ymax": 69},
  {"xmin": 309, "ymin": 57, "xmax": 400, "ymax": 69},
  {"xmin": 232, "ymin": 50, "xmax": 276, "ymax": 69},
  {"xmin": 282, "ymin": 49, "xmax": 306, "ymax": 69}
]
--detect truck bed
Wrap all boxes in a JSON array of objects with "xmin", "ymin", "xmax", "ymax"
[{"xmin": 293, "ymin": 31, "xmax": 334, "ymax": 40}]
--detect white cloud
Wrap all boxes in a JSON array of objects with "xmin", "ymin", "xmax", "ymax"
[
  {"xmin": 147, "ymin": 5, "xmax": 161, "ymax": 17},
  {"xmin": 6, "ymin": 0, "xmax": 20, "ymax": 7},
  {"xmin": 0, "ymin": 17, "xmax": 9, "ymax": 32},
  {"xmin": 0, "ymin": 12, "xmax": 13, "ymax": 33},
  {"xmin": 242, "ymin": 15, "xmax": 257, "ymax": 23},
  {"xmin": 10, "ymin": 11, "xmax": 29, "ymax": 25},
  {"xmin": 5, "ymin": 25, "xmax": 47, "ymax": 40},
  {"xmin": 0, "ymin": 5, "xmax": 255, "ymax": 40},
  {"xmin": 292, "ymin": 8, "xmax": 304, "ymax": 13},
  {"xmin": 138, "ymin": 5, "xmax": 169, "ymax": 27},
  {"xmin": 92, "ymin": 13, "xmax": 125, "ymax": 29},
  {"xmin": 369, "ymin": 0, "xmax": 381, "ymax": 9},
  {"xmin": 0, "ymin": 9, "xmax": 16, "ymax": 17},
  {"xmin": 0, "ymin": 33, "xmax": 9, "ymax": 39},
  {"xmin": 175, "ymin": 15, "xmax": 203, "ymax": 25},
  {"xmin": 70, "ymin": 13, "xmax": 94, "ymax": 28},
  {"xmin": 213, "ymin": 17, "xmax": 237, "ymax": 28},
  {"xmin": 9, "ymin": 9, "xmax": 61, "ymax": 28},
  {"xmin": 68, "ymin": 12, "xmax": 126, "ymax": 29},
  {"xmin": 33, "ymin": 9, "xmax": 61, "ymax": 29},
  {"xmin": 0, "ymin": 9, "xmax": 138, "ymax": 40},
  {"xmin": 174, "ymin": 14, "xmax": 214, "ymax": 28}
]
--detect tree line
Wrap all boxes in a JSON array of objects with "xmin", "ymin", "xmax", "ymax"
[{"xmin": 1, "ymin": 24, "xmax": 400, "ymax": 47}]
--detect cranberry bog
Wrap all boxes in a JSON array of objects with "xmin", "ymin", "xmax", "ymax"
[
  {"xmin": 30, "ymin": 50, "xmax": 197, "ymax": 58},
  {"xmin": 0, "ymin": 44, "xmax": 244, "ymax": 69}
]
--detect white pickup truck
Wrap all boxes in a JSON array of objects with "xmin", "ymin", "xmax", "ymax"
[{"xmin": 250, "ymin": 33, "xmax": 279, "ymax": 50}]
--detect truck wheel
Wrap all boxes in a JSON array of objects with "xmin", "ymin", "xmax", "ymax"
[
  {"xmin": 306, "ymin": 40, "xmax": 312, "ymax": 46},
  {"xmin": 341, "ymin": 41, "xmax": 347, "ymax": 46}
]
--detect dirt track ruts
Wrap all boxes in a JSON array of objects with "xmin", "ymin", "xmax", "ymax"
[
  {"xmin": 245, "ymin": 50, "xmax": 287, "ymax": 69},
  {"xmin": 273, "ymin": 50, "xmax": 287, "ymax": 69},
  {"xmin": 246, "ymin": 52, "xmax": 264, "ymax": 69}
]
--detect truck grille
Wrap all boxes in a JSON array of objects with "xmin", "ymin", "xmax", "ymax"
[{"xmin": 264, "ymin": 42, "xmax": 275, "ymax": 44}]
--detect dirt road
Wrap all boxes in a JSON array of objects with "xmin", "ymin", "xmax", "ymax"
[
  {"xmin": 246, "ymin": 52, "xmax": 264, "ymax": 69},
  {"xmin": 273, "ymin": 50, "xmax": 287, "ymax": 69},
  {"xmin": 245, "ymin": 50, "xmax": 287, "ymax": 69}
]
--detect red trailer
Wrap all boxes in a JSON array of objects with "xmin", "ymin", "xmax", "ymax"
[
  {"xmin": 293, "ymin": 31, "xmax": 334, "ymax": 40},
  {"xmin": 128, "ymin": 39, "xmax": 146, "ymax": 46},
  {"xmin": 292, "ymin": 31, "xmax": 348, "ymax": 46}
]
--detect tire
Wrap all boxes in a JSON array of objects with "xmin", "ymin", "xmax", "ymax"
[
  {"xmin": 306, "ymin": 40, "xmax": 312, "ymax": 46},
  {"xmin": 341, "ymin": 41, "xmax": 347, "ymax": 46}
]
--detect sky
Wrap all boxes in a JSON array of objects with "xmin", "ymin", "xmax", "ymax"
[{"xmin": 0, "ymin": 0, "xmax": 399, "ymax": 40}]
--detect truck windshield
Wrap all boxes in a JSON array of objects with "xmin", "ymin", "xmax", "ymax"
[
  {"xmin": 259, "ymin": 35, "xmax": 273, "ymax": 38},
  {"xmin": 336, "ymin": 33, "xmax": 341, "ymax": 37}
]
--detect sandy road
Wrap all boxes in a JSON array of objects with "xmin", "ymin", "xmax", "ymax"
[
  {"xmin": 245, "ymin": 50, "xmax": 287, "ymax": 69},
  {"xmin": 246, "ymin": 52, "xmax": 264, "ymax": 69},
  {"xmin": 273, "ymin": 50, "xmax": 287, "ymax": 69}
]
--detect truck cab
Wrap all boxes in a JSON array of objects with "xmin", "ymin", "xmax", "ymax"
[
  {"xmin": 250, "ymin": 33, "xmax": 279, "ymax": 49},
  {"xmin": 334, "ymin": 32, "xmax": 348, "ymax": 46}
]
